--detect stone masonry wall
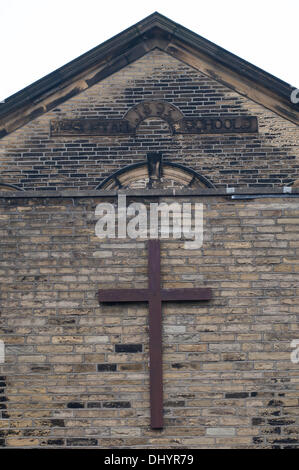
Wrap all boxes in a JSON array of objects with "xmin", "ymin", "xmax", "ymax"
[
  {"xmin": 0, "ymin": 50, "xmax": 298, "ymax": 191},
  {"xmin": 0, "ymin": 195, "xmax": 299, "ymax": 448}
]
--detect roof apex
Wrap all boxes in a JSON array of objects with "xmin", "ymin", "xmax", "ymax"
[{"xmin": 0, "ymin": 11, "xmax": 298, "ymax": 138}]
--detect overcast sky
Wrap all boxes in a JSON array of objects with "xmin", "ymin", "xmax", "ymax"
[{"xmin": 0, "ymin": 0, "xmax": 298, "ymax": 102}]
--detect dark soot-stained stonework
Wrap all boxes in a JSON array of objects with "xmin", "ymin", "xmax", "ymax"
[{"xmin": 0, "ymin": 50, "xmax": 298, "ymax": 191}]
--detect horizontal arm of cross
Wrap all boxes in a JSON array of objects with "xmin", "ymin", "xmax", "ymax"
[{"xmin": 98, "ymin": 287, "xmax": 212, "ymax": 303}]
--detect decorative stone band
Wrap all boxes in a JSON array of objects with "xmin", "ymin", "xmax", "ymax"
[{"xmin": 50, "ymin": 100, "xmax": 258, "ymax": 136}]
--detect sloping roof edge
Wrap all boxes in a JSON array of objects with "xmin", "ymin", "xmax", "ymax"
[{"xmin": 0, "ymin": 11, "xmax": 298, "ymax": 138}]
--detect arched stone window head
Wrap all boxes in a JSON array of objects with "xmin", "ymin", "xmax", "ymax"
[
  {"xmin": 96, "ymin": 153, "xmax": 215, "ymax": 190},
  {"xmin": 0, "ymin": 182, "xmax": 24, "ymax": 191}
]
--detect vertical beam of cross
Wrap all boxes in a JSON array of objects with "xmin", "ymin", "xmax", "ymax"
[{"xmin": 148, "ymin": 240, "xmax": 163, "ymax": 429}]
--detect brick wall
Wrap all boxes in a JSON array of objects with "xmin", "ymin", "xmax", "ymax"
[
  {"xmin": 0, "ymin": 50, "xmax": 298, "ymax": 190},
  {"xmin": 0, "ymin": 195, "xmax": 299, "ymax": 448}
]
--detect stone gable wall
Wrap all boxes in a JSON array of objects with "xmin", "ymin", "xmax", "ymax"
[{"xmin": 0, "ymin": 50, "xmax": 298, "ymax": 191}]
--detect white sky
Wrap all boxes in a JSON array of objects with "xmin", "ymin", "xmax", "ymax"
[{"xmin": 0, "ymin": 0, "xmax": 298, "ymax": 102}]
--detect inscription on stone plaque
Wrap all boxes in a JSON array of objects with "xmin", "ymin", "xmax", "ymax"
[
  {"xmin": 173, "ymin": 115, "xmax": 258, "ymax": 134},
  {"xmin": 50, "ymin": 100, "xmax": 258, "ymax": 136},
  {"xmin": 124, "ymin": 100, "xmax": 184, "ymax": 127},
  {"xmin": 50, "ymin": 118, "xmax": 135, "ymax": 136}
]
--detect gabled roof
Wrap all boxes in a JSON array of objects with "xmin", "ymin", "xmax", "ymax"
[{"xmin": 0, "ymin": 11, "xmax": 298, "ymax": 139}]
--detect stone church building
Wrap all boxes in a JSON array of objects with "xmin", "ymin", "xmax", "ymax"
[{"xmin": 0, "ymin": 12, "xmax": 299, "ymax": 448}]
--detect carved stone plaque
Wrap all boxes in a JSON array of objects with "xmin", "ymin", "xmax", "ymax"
[
  {"xmin": 124, "ymin": 100, "xmax": 184, "ymax": 127},
  {"xmin": 50, "ymin": 100, "xmax": 258, "ymax": 136}
]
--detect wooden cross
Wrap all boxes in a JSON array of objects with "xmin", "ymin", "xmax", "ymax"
[{"xmin": 98, "ymin": 240, "xmax": 211, "ymax": 429}]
